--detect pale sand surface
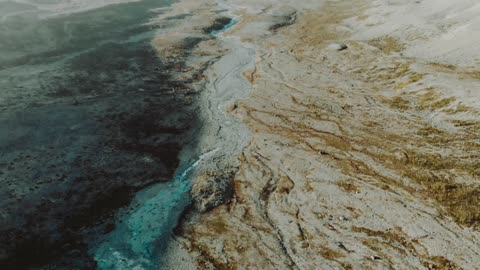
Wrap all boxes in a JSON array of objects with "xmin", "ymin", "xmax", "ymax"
[{"xmin": 155, "ymin": 0, "xmax": 480, "ymax": 269}]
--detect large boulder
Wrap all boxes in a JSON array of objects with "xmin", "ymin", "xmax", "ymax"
[{"xmin": 191, "ymin": 172, "xmax": 234, "ymax": 212}]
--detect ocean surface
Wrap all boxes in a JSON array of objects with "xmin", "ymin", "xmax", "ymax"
[{"xmin": 0, "ymin": 0, "xmax": 205, "ymax": 269}]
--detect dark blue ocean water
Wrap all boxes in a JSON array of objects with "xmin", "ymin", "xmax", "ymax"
[{"xmin": 0, "ymin": 1, "xmax": 208, "ymax": 269}]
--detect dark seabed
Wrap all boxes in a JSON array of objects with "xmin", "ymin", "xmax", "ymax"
[{"xmin": 0, "ymin": 0, "xmax": 202, "ymax": 269}]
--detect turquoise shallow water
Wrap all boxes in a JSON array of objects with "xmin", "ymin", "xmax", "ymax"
[{"xmin": 93, "ymin": 149, "xmax": 218, "ymax": 270}]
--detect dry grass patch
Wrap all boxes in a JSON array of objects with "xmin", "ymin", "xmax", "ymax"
[
  {"xmin": 388, "ymin": 95, "xmax": 410, "ymax": 110},
  {"xmin": 428, "ymin": 62, "xmax": 457, "ymax": 73},
  {"xmin": 427, "ymin": 63, "xmax": 480, "ymax": 84},
  {"xmin": 423, "ymin": 256, "xmax": 460, "ymax": 270},
  {"xmin": 363, "ymin": 63, "xmax": 411, "ymax": 83},
  {"xmin": 354, "ymin": 226, "xmax": 460, "ymax": 268},
  {"xmin": 415, "ymin": 90, "xmax": 456, "ymax": 111},
  {"xmin": 368, "ymin": 36, "xmax": 405, "ymax": 54},
  {"xmin": 460, "ymin": 70, "xmax": 480, "ymax": 80},
  {"xmin": 394, "ymin": 73, "xmax": 425, "ymax": 90},
  {"xmin": 337, "ymin": 180, "xmax": 360, "ymax": 193},
  {"xmin": 446, "ymin": 103, "xmax": 479, "ymax": 114},
  {"xmin": 353, "ymin": 119, "xmax": 480, "ymax": 229},
  {"xmin": 319, "ymin": 246, "xmax": 344, "ymax": 260},
  {"xmin": 400, "ymin": 152, "xmax": 480, "ymax": 229},
  {"xmin": 416, "ymin": 126, "xmax": 444, "ymax": 137},
  {"xmin": 431, "ymin": 97, "xmax": 456, "ymax": 109},
  {"xmin": 289, "ymin": 0, "xmax": 367, "ymax": 52},
  {"xmin": 352, "ymin": 226, "xmax": 416, "ymax": 253}
]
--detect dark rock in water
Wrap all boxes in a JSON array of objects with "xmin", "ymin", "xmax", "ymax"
[
  {"xmin": 269, "ymin": 7, "xmax": 297, "ymax": 31},
  {"xmin": 191, "ymin": 171, "xmax": 235, "ymax": 212},
  {"xmin": 203, "ymin": 17, "xmax": 233, "ymax": 34}
]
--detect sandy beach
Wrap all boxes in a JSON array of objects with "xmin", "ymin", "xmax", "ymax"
[{"xmin": 154, "ymin": 0, "xmax": 480, "ymax": 269}]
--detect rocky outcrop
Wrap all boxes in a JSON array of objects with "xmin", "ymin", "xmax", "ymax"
[
  {"xmin": 269, "ymin": 6, "xmax": 297, "ymax": 31},
  {"xmin": 191, "ymin": 171, "xmax": 235, "ymax": 213}
]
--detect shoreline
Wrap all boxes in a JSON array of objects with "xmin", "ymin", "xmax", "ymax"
[
  {"xmin": 148, "ymin": 1, "xmax": 258, "ymax": 268},
  {"xmin": 77, "ymin": 1, "xmax": 258, "ymax": 268}
]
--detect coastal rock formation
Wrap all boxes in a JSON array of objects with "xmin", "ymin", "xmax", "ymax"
[
  {"xmin": 191, "ymin": 171, "xmax": 235, "ymax": 213},
  {"xmin": 270, "ymin": 6, "xmax": 297, "ymax": 31}
]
